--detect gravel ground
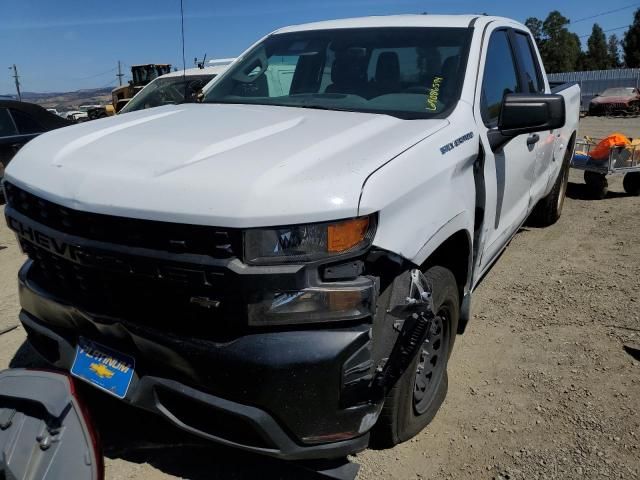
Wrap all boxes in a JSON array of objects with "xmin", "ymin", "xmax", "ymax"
[{"xmin": 0, "ymin": 117, "xmax": 639, "ymax": 479}]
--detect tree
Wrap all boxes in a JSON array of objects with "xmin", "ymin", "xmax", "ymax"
[
  {"xmin": 623, "ymin": 8, "xmax": 640, "ymax": 67},
  {"xmin": 526, "ymin": 11, "xmax": 581, "ymax": 73},
  {"xmin": 525, "ymin": 17, "xmax": 544, "ymax": 44},
  {"xmin": 583, "ymin": 24, "xmax": 609, "ymax": 70},
  {"xmin": 607, "ymin": 34, "xmax": 622, "ymax": 68}
]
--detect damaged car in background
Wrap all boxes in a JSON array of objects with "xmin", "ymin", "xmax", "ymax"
[
  {"xmin": 1, "ymin": 14, "xmax": 580, "ymax": 472},
  {"xmin": 588, "ymin": 87, "xmax": 640, "ymax": 116}
]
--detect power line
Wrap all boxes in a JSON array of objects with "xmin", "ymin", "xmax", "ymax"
[
  {"xmin": 578, "ymin": 24, "xmax": 631, "ymax": 38},
  {"xmin": 74, "ymin": 66, "xmax": 117, "ymax": 80},
  {"xmin": 98, "ymin": 78, "xmax": 117, "ymax": 89},
  {"xmin": 8, "ymin": 64, "xmax": 21, "ymax": 101},
  {"xmin": 571, "ymin": 2, "xmax": 640, "ymax": 24},
  {"xmin": 117, "ymin": 60, "xmax": 124, "ymax": 86}
]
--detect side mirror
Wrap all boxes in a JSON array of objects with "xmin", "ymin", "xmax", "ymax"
[{"xmin": 488, "ymin": 93, "xmax": 565, "ymax": 151}]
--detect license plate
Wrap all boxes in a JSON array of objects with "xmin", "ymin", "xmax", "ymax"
[{"xmin": 71, "ymin": 337, "xmax": 135, "ymax": 399}]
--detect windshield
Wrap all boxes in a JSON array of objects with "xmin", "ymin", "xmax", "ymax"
[
  {"xmin": 203, "ymin": 27, "xmax": 471, "ymax": 119},
  {"xmin": 601, "ymin": 88, "xmax": 635, "ymax": 97},
  {"xmin": 120, "ymin": 74, "xmax": 216, "ymax": 113}
]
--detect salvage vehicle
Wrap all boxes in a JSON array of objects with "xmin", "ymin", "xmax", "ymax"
[
  {"xmin": 112, "ymin": 63, "xmax": 172, "ymax": 112},
  {"xmin": 3, "ymin": 15, "xmax": 579, "ymax": 462},
  {"xmin": 588, "ymin": 87, "xmax": 640, "ymax": 116},
  {"xmin": 0, "ymin": 100, "xmax": 70, "ymax": 200},
  {"xmin": 118, "ymin": 64, "xmax": 230, "ymax": 114}
]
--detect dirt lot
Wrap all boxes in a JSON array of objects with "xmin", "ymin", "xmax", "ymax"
[{"xmin": 0, "ymin": 117, "xmax": 639, "ymax": 479}]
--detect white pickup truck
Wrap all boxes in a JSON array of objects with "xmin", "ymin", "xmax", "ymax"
[{"xmin": 3, "ymin": 15, "xmax": 579, "ymax": 462}]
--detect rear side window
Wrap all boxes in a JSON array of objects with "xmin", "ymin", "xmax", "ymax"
[
  {"xmin": 481, "ymin": 30, "xmax": 521, "ymax": 125},
  {"xmin": 10, "ymin": 109, "xmax": 43, "ymax": 134},
  {"xmin": 0, "ymin": 108, "xmax": 18, "ymax": 137},
  {"xmin": 513, "ymin": 32, "xmax": 544, "ymax": 93}
]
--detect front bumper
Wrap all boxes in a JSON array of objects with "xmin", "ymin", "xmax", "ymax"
[{"xmin": 18, "ymin": 261, "xmax": 380, "ymax": 460}]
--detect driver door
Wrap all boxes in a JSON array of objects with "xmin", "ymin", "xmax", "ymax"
[{"xmin": 474, "ymin": 28, "xmax": 538, "ymax": 274}]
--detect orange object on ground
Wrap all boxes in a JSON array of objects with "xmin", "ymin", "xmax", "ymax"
[{"xmin": 590, "ymin": 133, "xmax": 631, "ymax": 161}]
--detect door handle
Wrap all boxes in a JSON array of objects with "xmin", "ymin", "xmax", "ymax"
[{"xmin": 527, "ymin": 134, "xmax": 540, "ymax": 146}]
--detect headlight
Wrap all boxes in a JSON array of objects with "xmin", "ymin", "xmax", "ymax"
[{"xmin": 243, "ymin": 215, "xmax": 376, "ymax": 265}]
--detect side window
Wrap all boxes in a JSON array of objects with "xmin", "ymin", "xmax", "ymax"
[
  {"xmin": 10, "ymin": 109, "xmax": 43, "ymax": 134},
  {"xmin": 0, "ymin": 108, "xmax": 18, "ymax": 137},
  {"xmin": 481, "ymin": 30, "xmax": 520, "ymax": 125},
  {"xmin": 513, "ymin": 32, "xmax": 544, "ymax": 93}
]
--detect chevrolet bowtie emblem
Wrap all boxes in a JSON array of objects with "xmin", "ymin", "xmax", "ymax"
[
  {"xmin": 190, "ymin": 296, "xmax": 221, "ymax": 309},
  {"xmin": 90, "ymin": 362, "xmax": 115, "ymax": 379}
]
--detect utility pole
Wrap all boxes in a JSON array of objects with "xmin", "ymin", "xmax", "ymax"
[
  {"xmin": 116, "ymin": 60, "xmax": 124, "ymax": 86},
  {"xmin": 9, "ymin": 64, "xmax": 21, "ymax": 101}
]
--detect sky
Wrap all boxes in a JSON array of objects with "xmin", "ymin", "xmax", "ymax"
[{"xmin": 1, "ymin": 0, "xmax": 638, "ymax": 93}]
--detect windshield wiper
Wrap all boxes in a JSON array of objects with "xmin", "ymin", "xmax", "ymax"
[
  {"xmin": 201, "ymin": 99, "xmax": 355, "ymax": 112},
  {"xmin": 295, "ymin": 104, "xmax": 358, "ymax": 112}
]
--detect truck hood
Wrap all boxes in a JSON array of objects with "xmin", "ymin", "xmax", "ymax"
[{"xmin": 6, "ymin": 103, "xmax": 447, "ymax": 227}]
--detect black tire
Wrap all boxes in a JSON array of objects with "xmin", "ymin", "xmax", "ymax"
[
  {"xmin": 529, "ymin": 142, "xmax": 572, "ymax": 226},
  {"xmin": 623, "ymin": 172, "xmax": 640, "ymax": 195},
  {"xmin": 584, "ymin": 171, "xmax": 608, "ymax": 199},
  {"xmin": 371, "ymin": 266, "xmax": 459, "ymax": 448}
]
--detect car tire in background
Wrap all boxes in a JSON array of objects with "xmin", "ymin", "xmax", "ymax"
[
  {"xmin": 623, "ymin": 172, "xmax": 640, "ymax": 195},
  {"xmin": 371, "ymin": 266, "xmax": 459, "ymax": 448},
  {"xmin": 584, "ymin": 171, "xmax": 608, "ymax": 199}
]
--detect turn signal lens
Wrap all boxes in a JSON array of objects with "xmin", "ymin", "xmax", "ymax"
[
  {"xmin": 328, "ymin": 217, "xmax": 370, "ymax": 253},
  {"xmin": 247, "ymin": 281, "xmax": 376, "ymax": 326}
]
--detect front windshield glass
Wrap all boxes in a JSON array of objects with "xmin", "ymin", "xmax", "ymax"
[
  {"xmin": 601, "ymin": 88, "xmax": 635, "ymax": 96},
  {"xmin": 203, "ymin": 27, "xmax": 471, "ymax": 119},
  {"xmin": 120, "ymin": 74, "xmax": 216, "ymax": 113}
]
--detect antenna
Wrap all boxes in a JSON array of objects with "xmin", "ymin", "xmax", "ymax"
[{"xmin": 195, "ymin": 54, "xmax": 207, "ymax": 69}]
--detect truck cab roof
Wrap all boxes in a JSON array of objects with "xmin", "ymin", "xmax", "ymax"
[{"xmin": 274, "ymin": 14, "xmax": 518, "ymax": 33}]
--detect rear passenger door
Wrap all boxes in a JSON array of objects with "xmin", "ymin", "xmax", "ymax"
[{"xmin": 475, "ymin": 27, "xmax": 537, "ymax": 271}]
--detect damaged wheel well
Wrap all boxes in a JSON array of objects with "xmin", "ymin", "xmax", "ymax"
[
  {"xmin": 365, "ymin": 231, "xmax": 471, "ymax": 306},
  {"xmin": 420, "ymin": 230, "xmax": 470, "ymax": 306}
]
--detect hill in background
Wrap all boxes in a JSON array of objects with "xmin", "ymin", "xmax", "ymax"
[{"xmin": 1, "ymin": 87, "xmax": 113, "ymax": 111}]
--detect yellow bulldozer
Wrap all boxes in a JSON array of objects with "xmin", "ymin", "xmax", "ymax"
[{"xmin": 112, "ymin": 64, "xmax": 172, "ymax": 113}]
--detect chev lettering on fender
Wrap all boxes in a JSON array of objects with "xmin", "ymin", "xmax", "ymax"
[{"xmin": 440, "ymin": 132, "xmax": 474, "ymax": 155}]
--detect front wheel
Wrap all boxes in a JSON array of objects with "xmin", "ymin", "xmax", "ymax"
[{"xmin": 371, "ymin": 266, "xmax": 459, "ymax": 447}]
